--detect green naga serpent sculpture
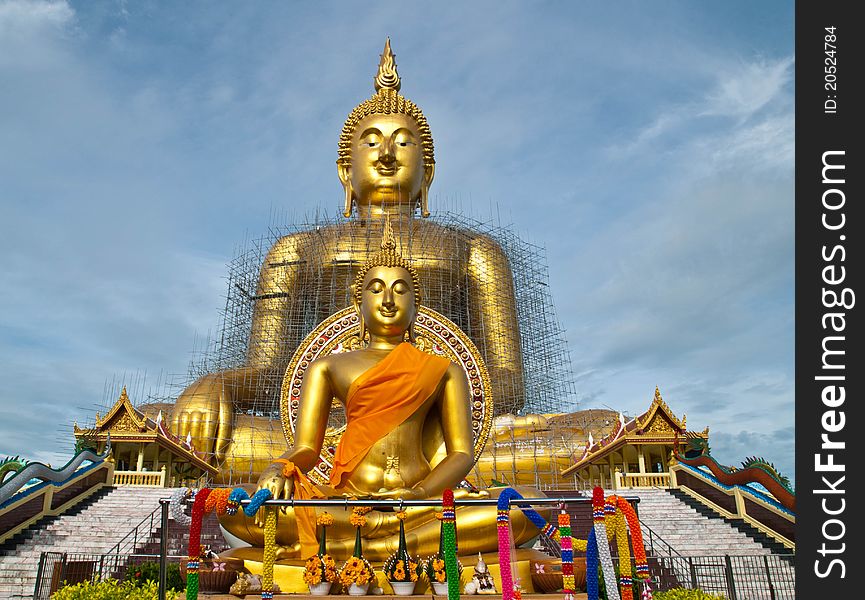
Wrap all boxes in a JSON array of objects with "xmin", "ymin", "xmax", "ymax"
[
  {"xmin": 0, "ymin": 437, "xmax": 111, "ymax": 506},
  {"xmin": 0, "ymin": 456, "xmax": 30, "ymax": 484},
  {"xmin": 674, "ymin": 434, "xmax": 795, "ymax": 511}
]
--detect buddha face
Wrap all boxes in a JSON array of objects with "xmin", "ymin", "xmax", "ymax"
[
  {"xmin": 359, "ymin": 265, "xmax": 417, "ymax": 339},
  {"xmin": 339, "ymin": 113, "xmax": 433, "ymax": 211}
]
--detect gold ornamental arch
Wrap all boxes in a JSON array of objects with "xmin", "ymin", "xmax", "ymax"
[{"xmin": 280, "ymin": 306, "xmax": 493, "ymax": 485}]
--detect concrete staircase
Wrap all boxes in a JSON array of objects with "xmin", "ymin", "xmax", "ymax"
[
  {"xmin": 630, "ymin": 487, "xmax": 776, "ymax": 556},
  {"xmin": 0, "ymin": 487, "xmax": 170, "ymax": 599},
  {"xmin": 625, "ymin": 487, "xmax": 794, "ymax": 600}
]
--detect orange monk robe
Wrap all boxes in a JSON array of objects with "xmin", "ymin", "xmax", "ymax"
[{"xmin": 329, "ymin": 342, "xmax": 452, "ymax": 489}]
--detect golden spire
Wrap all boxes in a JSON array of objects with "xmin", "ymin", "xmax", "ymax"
[
  {"xmin": 374, "ymin": 38, "xmax": 401, "ymax": 92},
  {"xmin": 381, "ymin": 214, "xmax": 396, "ymax": 251}
]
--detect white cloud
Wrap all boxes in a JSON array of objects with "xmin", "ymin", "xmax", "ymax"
[
  {"xmin": 700, "ymin": 57, "xmax": 794, "ymax": 121},
  {"xmin": 605, "ymin": 55, "xmax": 793, "ymax": 167},
  {"xmin": 0, "ymin": 0, "xmax": 76, "ymax": 69}
]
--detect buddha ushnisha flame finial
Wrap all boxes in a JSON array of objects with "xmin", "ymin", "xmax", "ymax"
[
  {"xmin": 381, "ymin": 214, "xmax": 397, "ymax": 251},
  {"xmin": 374, "ymin": 38, "xmax": 401, "ymax": 92}
]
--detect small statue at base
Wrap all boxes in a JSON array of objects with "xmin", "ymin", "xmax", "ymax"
[
  {"xmin": 464, "ymin": 553, "xmax": 497, "ymax": 595},
  {"xmin": 230, "ymin": 573, "xmax": 281, "ymax": 598}
]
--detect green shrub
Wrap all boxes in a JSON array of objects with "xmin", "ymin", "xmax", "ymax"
[
  {"xmin": 52, "ymin": 579, "xmax": 179, "ymax": 599},
  {"xmin": 124, "ymin": 561, "xmax": 184, "ymax": 592},
  {"xmin": 653, "ymin": 588, "xmax": 727, "ymax": 600}
]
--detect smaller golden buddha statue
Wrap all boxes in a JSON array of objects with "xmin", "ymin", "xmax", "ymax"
[{"xmin": 220, "ymin": 221, "xmax": 543, "ymax": 561}]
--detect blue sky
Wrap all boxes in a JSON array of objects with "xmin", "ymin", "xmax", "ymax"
[{"xmin": 0, "ymin": 1, "xmax": 795, "ymax": 484}]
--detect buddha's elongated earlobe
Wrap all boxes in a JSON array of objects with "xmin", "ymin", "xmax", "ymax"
[
  {"xmin": 420, "ymin": 164, "xmax": 435, "ymax": 218},
  {"xmin": 420, "ymin": 186, "xmax": 429, "ymax": 218},
  {"xmin": 358, "ymin": 313, "xmax": 367, "ymax": 344},
  {"xmin": 343, "ymin": 183, "xmax": 353, "ymax": 218},
  {"xmin": 352, "ymin": 284, "xmax": 366, "ymax": 343},
  {"xmin": 408, "ymin": 320, "xmax": 417, "ymax": 344},
  {"xmin": 338, "ymin": 163, "xmax": 353, "ymax": 218}
]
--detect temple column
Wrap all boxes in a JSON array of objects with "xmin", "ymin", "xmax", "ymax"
[
  {"xmin": 638, "ymin": 446, "xmax": 646, "ymax": 474},
  {"xmin": 152, "ymin": 445, "xmax": 159, "ymax": 472},
  {"xmin": 136, "ymin": 446, "xmax": 144, "ymax": 472}
]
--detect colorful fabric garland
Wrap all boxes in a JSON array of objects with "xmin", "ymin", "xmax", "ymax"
[
  {"xmin": 592, "ymin": 487, "xmax": 620, "ymax": 600},
  {"xmin": 586, "ymin": 527, "xmax": 599, "ymax": 600},
  {"xmin": 183, "ymin": 487, "xmax": 274, "ymax": 600},
  {"xmin": 496, "ymin": 488, "xmax": 522, "ymax": 600},
  {"xmin": 615, "ymin": 496, "xmax": 649, "ymax": 580},
  {"xmin": 489, "ymin": 486, "xmax": 648, "ymax": 600},
  {"xmin": 559, "ymin": 511, "xmax": 575, "ymax": 600},
  {"xmin": 607, "ymin": 501, "xmax": 633, "ymax": 600},
  {"xmin": 170, "ymin": 487, "xmax": 193, "ymax": 526},
  {"xmin": 442, "ymin": 489, "xmax": 460, "ymax": 600},
  {"xmin": 185, "ymin": 488, "xmax": 211, "ymax": 600},
  {"xmin": 261, "ymin": 506, "xmax": 277, "ymax": 599}
]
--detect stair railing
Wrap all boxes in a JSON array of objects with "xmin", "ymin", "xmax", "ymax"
[
  {"xmin": 106, "ymin": 503, "xmax": 163, "ymax": 559},
  {"xmin": 636, "ymin": 517, "xmax": 693, "ymax": 590}
]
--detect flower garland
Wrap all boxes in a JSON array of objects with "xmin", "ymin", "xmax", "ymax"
[
  {"xmin": 615, "ymin": 496, "xmax": 649, "ymax": 581},
  {"xmin": 606, "ymin": 499, "xmax": 632, "ymax": 600},
  {"xmin": 558, "ymin": 511, "xmax": 575, "ymax": 600},
  {"xmin": 184, "ymin": 487, "xmax": 274, "ymax": 600},
  {"xmin": 496, "ymin": 489, "xmax": 520, "ymax": 600},
  {"xmin": 592, "ymin": 487, "xmax": 620, "ymax": 600},
  {"xmin": 490, "ymin": 486, "xmax": 650, "ymax": 600},
  {"xmin": 441, "ymin": 489, "xmax": 460, "ymax": 600},
  {"xmin": 170, "ymin": 487, "xmax": 193, "ymax": 526},
  {"xmin": 204, "ymin": 487, "xmax": 232, "ymax": 515},
  {"xmin": 261, "ymin": 506, "xmax": 277, "ymax": 600},
  {"xmin": 586, "ymin": 527, "xmax": 599, "ymax": 600},
  {"xmin": 185, "ymin": 488, "xmax": 211, "ymax": 600}
]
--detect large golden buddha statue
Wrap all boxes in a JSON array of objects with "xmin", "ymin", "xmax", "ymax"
[
  {"xmin": 220, "ymin": 219, "xmax": 542, "ymax": 560},
  {"xmin": 170, "ymin": 40, "xmax": 525, "ymax": 479}
]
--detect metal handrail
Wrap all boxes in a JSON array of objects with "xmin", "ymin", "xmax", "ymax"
[
  {"xmin": 229, "ymin": 495, "xmax": 638, "ymax": 507},
  {"xmin": 106, "ymin": 503, "xmax": 162, "ymax": 557},
  {"xmin": 638, "ymin": 517, "xmax": 686, "ymax": 560}
]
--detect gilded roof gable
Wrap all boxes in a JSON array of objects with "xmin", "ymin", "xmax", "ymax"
[
  {"xmin": 94, "ymin": 387, "xmax": 148, "ymax": 432},
  {"xmin": 637, "ymin": 387, "xmax": 686, "ymax": 432}
]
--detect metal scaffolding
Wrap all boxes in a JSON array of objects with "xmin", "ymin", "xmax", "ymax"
[{"xmin": 88, "ymin": 210, "xmax": 579, "ymax": 483}]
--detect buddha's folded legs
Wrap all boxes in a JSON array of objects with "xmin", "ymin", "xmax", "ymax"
[{"xmin": 219, "ymin": 485, "xmax": 547, "ymax": 561}]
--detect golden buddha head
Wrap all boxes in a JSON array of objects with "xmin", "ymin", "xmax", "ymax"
[
  {"xmin": 337, "ymin": 39, "xmax": 435, "ymax": 218},
  {"xmin": 353, "ymin": 217, "xmax": 422, "ymax": 341}
]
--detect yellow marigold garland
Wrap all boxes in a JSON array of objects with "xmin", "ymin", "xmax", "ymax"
[
  {"xmin": 261, "ymin": 507, "xmax": 277, "ymax": 599},
  {"xmin": 606, "ymin": 500, "xmax": 633, "ymax": 600}
]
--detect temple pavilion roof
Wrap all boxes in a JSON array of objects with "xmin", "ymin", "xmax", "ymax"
[
  {"xmin": 561, "ymin": 387, "xmax": 708, "ymax": 476},
  {"xmin": 73, "ymin": 387, "xmax": 216, "ymax": 474}
]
